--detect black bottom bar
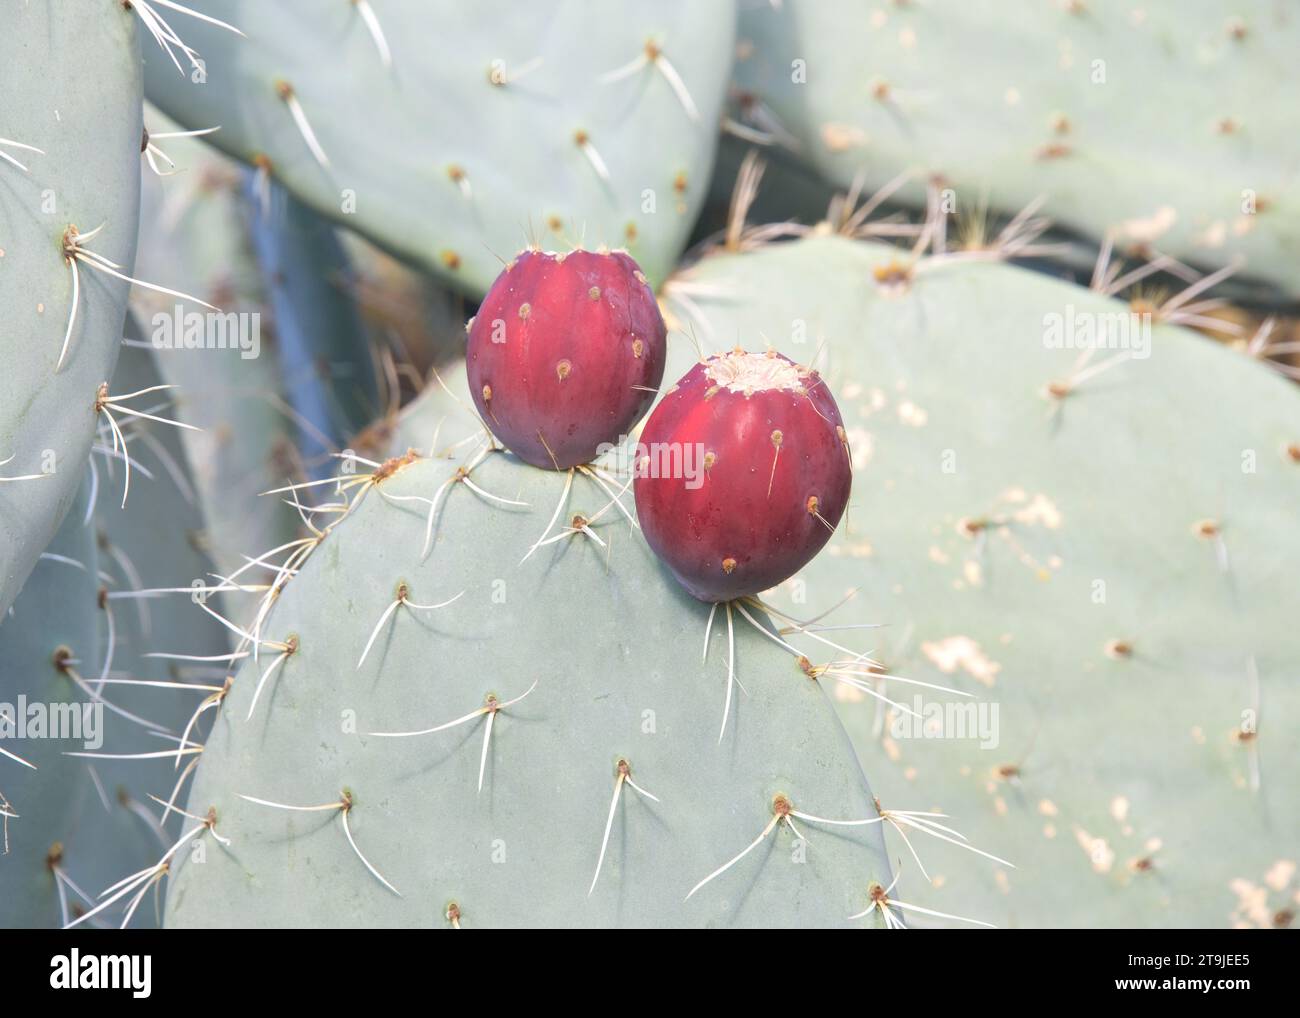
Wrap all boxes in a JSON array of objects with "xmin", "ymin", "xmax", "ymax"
[{"xmin": 0, "ymin": 928, "xmax": 1285, "ymax": 1005}]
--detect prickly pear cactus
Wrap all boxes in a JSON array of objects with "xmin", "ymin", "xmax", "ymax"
[
  {"xmin": 666, "ymin": 232, "xmax": 1300, "ymax": 927},
  {"xmin": 164, "ymin": 448, "xmax": 894, "ymax": 927},
  {"xmin": 3, "ymin": 0, "xmax": 1292, "ymax": 937},
  {"xmin": 0, "ymin": 1, "xmax": 143, "ymax": 615},
  {"xmin": 732, "ymin": 0, "xmax": 1300, "ymax": 295},
  {"xmin": 0, "ymin": 339, "xmax": 228, "ymax": 928},
  {"xmin": 142, "ymin": 0, "xmax": 737, "ymax": 293}
]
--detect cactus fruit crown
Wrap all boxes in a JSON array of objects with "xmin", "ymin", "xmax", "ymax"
[
  {"xmin": 635, "ymin": 347, "xmax": 852, "ymax": 603},
  {"xmin": 702, "ymin": 347, "xmax": 809, "ymax": 393}
]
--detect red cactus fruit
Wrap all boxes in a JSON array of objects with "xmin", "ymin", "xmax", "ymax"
[
  {"xmin": 633, "ymin": 349, "xmax": 852, "ymax": 603},
  {"xmin": 465, "ymin": 248, "xmax": 667, "ymax": 469}
]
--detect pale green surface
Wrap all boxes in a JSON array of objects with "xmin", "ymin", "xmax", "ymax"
[
  {"xmin": 0, "ymin": 481, "xmax": 106, "ymax": 927},
  {"xmin": 166, "ymin": 450, "xmax": 892, "ymax": 928},
  {"xmin": 733, "ymin": 0, "xmax": 1300, "ymax": 295},
  {"xmin": 0, "ymin": 1, "xmax": 142, "ymax": 614},
  {"xmin": 385, "ymin": 359, "xmax": 480, "ymax": 459},
  {"xmin": 0, "ymin": 339, "xmax": 229, "ymax": 928},
  {"xmin": 144, "ymin": 0, "xmax": 737, "ymax": 294}
]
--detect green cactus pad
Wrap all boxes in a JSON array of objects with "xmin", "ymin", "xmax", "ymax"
[
  {"xmin": 0, "ymin": 482, "xmax": 109, "ymax": 927},
  {"xmin": 0, "ymin": 338, "xmax": 229, "ymax": 929},
  {"xmin": 0, "ymin": 1, "xmax": 142, "ymax": 615},
  {"xmin": 164, "ymin": 449, "xmax": 894, "ymax": 928},
  {"xmin": 732, "ymin": 0, "xmax": 1300, "ymax": 295},
  {"xmin": 665, "ymin": 232, "xmax": 1300, "ymax": 927},
  {"xmin": 143, "ymin": 0, "xmax": 738, "ymax": 294}
]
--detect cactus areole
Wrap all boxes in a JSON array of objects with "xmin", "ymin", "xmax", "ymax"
[
  {"xmin": 466, "ymin": 249, "xmax": 667, "ymax": 469},
  {"xmin": 634, "ymin": 349, "xmax": 852, "ymax": 602}
]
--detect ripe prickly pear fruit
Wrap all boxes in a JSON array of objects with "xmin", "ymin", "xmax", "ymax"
[
  {"xmin": 634, "ymin": 349, "xmax": 852, "ymax": 602},
  {"xmin": 466, "ymin": 248, "xmax": 668, "ymax": 469}
]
